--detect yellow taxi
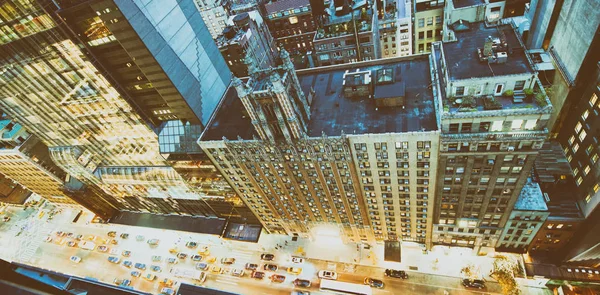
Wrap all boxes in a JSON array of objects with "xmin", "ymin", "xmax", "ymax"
[
  {"xmin": 210, "ymin": 265, "xmax": 221, "ymax": 274},
  {"xmin": 287, "ymin": 267, "xmax": 302, "ymax": 275},
  {"xmin": 169, "ymin": 247, "xmax": 179, "ymax": 254},
  {"xmin": 205, "ymin": 256, "xmax": 216, "ymax": 263}
]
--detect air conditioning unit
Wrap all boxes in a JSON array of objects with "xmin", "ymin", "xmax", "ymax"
[
  {"xmin": 508, "ymin": 146, "xmax": 515, "ymax": 152},
  {"xmin": 488, "ymin": 159, "xmax": 495, "ymax": 165}
]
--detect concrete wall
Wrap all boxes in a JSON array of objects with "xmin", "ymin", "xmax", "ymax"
[{"xmin": 525, "ymin": 0, "xmax": 556, "ymax": 49}]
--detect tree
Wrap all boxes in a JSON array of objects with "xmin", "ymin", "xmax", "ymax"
[
  {"xmin": 491, "ymin": 256, "xmax": 522, "ymax": 295},
  {"xmin": 461, "ymin": 263, "xmax": 479, "ymax": 280}
]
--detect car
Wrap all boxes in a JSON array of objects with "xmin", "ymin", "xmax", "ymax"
[
  {"xmin": 66, "ymin": 232, "xmax": 74, "ymax": 238},
  {"xmin": 318, "ymin": 270, "xmax": 338, "ymax": 280},
  {"xmin": 293, "ymin": 278, "xmax": 312, "ymax": 287},
  {"xmin": 135, "ymin": 235, "xmax": 145, "ymax": 241},
  {"xmin": 67, "ymin": 241, "xmax": 78, "ymax": 247},
  {"xmin": 107, "ymin": 256, "xmax": 121, "ymax": 264},
  {"xmin": 107, "ymin": 231, "xmax": 117, "ymax": 237},
  {"xmin": 109, "ymin": 239, "xmax": 118, "ymax": 245},
  {"xmin": 245, "ymin": 263, "xmax": 258, "ymax": 270},
  {"xmin": 97, "ymin": 246, "xmax": 109, "ymax": 252},
  {"xmin": 384, "ymin": 269, "xmax": 408, "ymax": 279},
  {"xmin": 150, "ymin": 265, "xmax": 162, "ymax": 272},
  {"xmin": 221, "ymin": 257, "xmax": 235, "ymax": 265},
  {"xmin": 3, "ymin": 216, "xmax": 10, "ymax": 222},
  {"xmin": 144, "ymin": 273, "xmax": 156, "ymax": 281},
  {"xmin": 270, "ymin": 274, "xmax": 286, "ymax": 283},
  {"xmin": 151, "ymin": 255, "xmax": 162, "ymax": 262},
  {"xmin": 122, "ymin": 250, "xmax": 131, "ymax": 257},
  {"xmin": 161, "ymin": 278, "xmax": 175, "ymax": 287},
  {"xmin": 264, "ymin": 264, "xmax": 278, "ymax": 271},
  {"xmin": 364, "ymin": 277, "xmax": 384, "ymax": 288},
  {"xmin": 75, "ymin": 234, "xmax": 83, "ymax": 240},
  {"xmin": 251, "ymin": 271, "xmax": 265, "ymax": 280},
  {"xmin": 210, "ymin": 265, "xmax": 222, "ymax": 273},
  {"xmin": 167, "ymin": 258, "xmax": 178, "ymax": 264},
  {"xmin": 120, "ymin": 279, "xmax": 131, "ymax": 287},
  {"xmin": 120, "ymin": 233, "xmax": 129, "ymax": 239},
  {"xmin": 160, "ymin": 287, "xmax": 175, "ymax": 295},
  {"xmin": 177, "ymin": 253, "xmax": 187, "ymax": 260},
  {"xmin": 70, "ymin": 256, "xmax": 82, "ymax": 263},
  {"xmin": 147, "ymin": 239, "xmax": 160, "ymax": 246},
  {"xmin": 196, "ymin": 262, "xmax": 209, "ymax": 270},
  {"xmin": 291, "ymin": 257, "xmax": 305, "ymax": 264},
  {"xmin": 109, "ymin": 248, "xmax": 120, "ymax": 255},
  {"xmin": 130, "ymin": 271, "xmax": 141, "ymax": 277},
  {"xmin": 169, "ymin": 247, "xmax": 179, "ymax": 254},
  {"xmin": 113, "ymin": 278, "xmax": 124, "ymax": 285},
  {"xmin": 44, "ymin": 236, "xmax": 53, "ymax": 243},
  {"xmin": 123, "ymin": 261, "xmax": 133, "ymax": 268},
  {"xmin": 260, "ymin": 253, "xmax": 275, "ymax": 261},
  {"xmin": 134, "ymin": 263, "xmax": 146, "ymax": 270},
  {"xmin": 197, "ymin": 246, "xmax": 210, "ymax": 255},
  {"xmin": 205, "ymin": 256, "xmax": 216, "ymax": 263},
  {"xmin": 186, "ymin": 241, "xmax": 198, "ymax": 248},
  {"xmin": 231, "ymin": 269, "xmax": 245, "ymax": 277},
  {"xmin": 287, "ymin": 267, "xmax": 302, "ymax": 275},
  {"xmin": 291, "ymin": 292, "xmax": 310, "ymax": 295},
  {"xmin": 191, "ymin": 255, "xmax": 203, "ymax": 261},
  {"xmin": 462, "ymin": 279, "xmax": 486, "ymax": 289}
]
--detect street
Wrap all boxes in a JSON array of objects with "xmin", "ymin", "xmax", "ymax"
[{"xmin": 0, "ymin": 205, "xmax": 552, "ymax": 295}]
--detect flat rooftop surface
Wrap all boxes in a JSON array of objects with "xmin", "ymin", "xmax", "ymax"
[
  {"xmin": 300, "ymin": 56, "xmax": 437, "ymax": 136},
  {"xmin": 443, "ymin": 22, "xmax": 533, "ymax": 80},
  {"xmin": 453, "ymin": 0, "xmax": 484, "ymax": 8},
  {"xmin": 201, "ymin": 57, "xmax": 437, "ymax": 141}
]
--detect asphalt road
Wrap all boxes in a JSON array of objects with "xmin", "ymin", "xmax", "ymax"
[{"xmin": 0, "ymin": 206, "xmax": 551, "ymax": 295}]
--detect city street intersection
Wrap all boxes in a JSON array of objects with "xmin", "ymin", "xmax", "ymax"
[{"xmin": 0, "ymin": 204, "xmax": 553, "ymax": 295}]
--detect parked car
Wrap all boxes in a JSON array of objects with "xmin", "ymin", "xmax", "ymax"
[
  {"xmin": 293, "ymin": 278, "xmax": 312, "ymax": 287},
  {"xmin": 287, "ymin": 267, "xmax": 302, "ymax": 275},
  {"xmin": 384, "ymin": 269, "xmax": 408, "ymax": 279},
  {"xmin": 263, "ymin": 264, "xmax": 278, "ymax": 272},
  {"xmin": 144, "ymin": 273, "xmax": 156, "ymax": 281},
  {"xmin": 291, "ymin": 292, "xmax": 310, "ymax": 295},
  {"xmin": 135, "ymin": 235, "xmax": 145, "ymax": 241},
  {"xmin": 134, "ymin": 263, "xmax": 146, "ymax": 270},
  {"xmin": 260, "ymin": 253, "xmax": 275, "ymax": 261},
  {"xmin": 251, "ymin": 271, "xmax": 265, "ymax": 280},
  {"xmin": 75, "ymin": 234, "xmax": 83, "ymax": 240},
  {"xmin": 109, "ymin": 239, "xmax": 118, "ymax": 245},
  {"xmin": 177, "ymin": 253, "xmax": 188, "ymax": 260},
  {"xmin": 97, "ymin": 246, "xmax": 109, "ymax": 252},
  {"xmin": 270, "ymin": 274, "xmax": 286, "ymax": 283},
  {"xmin": 186, "ymin": 241, "xmax": 198, "ymax": 248},
  {"xmin": 169, "ymin": 247, "xmax": 179, "ymax": 254},
  {"xmin": 130, "ymin": 271, "xmax": 141, "ymax": 278},
  {"xmin": 291, "ymin": 257, "xmax": 305, "ymax": 264},
  {"xmin": 120, "ymin": 233, "xmax": 129, "ymax": 239},
  {"xmin": 147, "ymin": 239, "xmax": 160, "ymax": 246},
  {"xmin": 150, "ymin": 265, "xmax": 162, "ymax": 272},
  {"xmin": 231, "ymin": 269, "xmax": 245, "ymax": 277},
  {"xmin": 245, "ymin": 263, "xmax": 258, "ymax": 271},
  {"xmin": 197, "ymin": 246, "xmax": 210, "ymax": 255},
  {"xmin": 160, "ymin": 287, "xmax": 175, "ymax": 295},
  {"xmin": 191, "ymin": 255, "xmax": 202, "ymax": 261},
  {"xmin": 44, "ymin": 236, "xmax": 53, "ymax": 243},
  {"xmin": 151, "ymin": 255, "xmax": 161, "ymax": 262},
  {"xmin": 122, "ymin": 250, "xmax": 132, "ymax": 257},
  {"xmin": 318, "ymin": 270, "xmax": 338, "ymax": 280},
  {"xmin": 205, "ymin": 256, "xmax": 216, "ymax": 263},
  {"xmin": 364, "ymin": 277, "xmax": 384, "ymax": 288},
  {"xmin": 69, "ymin": 256, "xmax": 82, "ymax": 263},
  {"xmin": 113, "ymin": 278, "xmax": 124, "ymax": 285},
  {"xmin": 123, "ymin": 261, "xmax": 133, "ymax": 268},
  {"xmin": 67, "ymin": 241, "xmax": 77, "ymax": 247},
  {"xmin": 196, "ymin": 262, "xmax": 209, "ymax": 270},
  {"xmin": 3, "ymin": 216, "xmax": 10, "ymax": 222},
  {"xmin": 107, "ymin": 231, "xmax": 117, "ymax": 237},
  {"xmin": 161, "ymin": 278, "xmax": 175, "ymax": 287},
  {"xmin": 210, "ymin": 265, "xmax": 222, "ymax": 273},
  {"xmin": 120, "ymin": 279, "xmax": 131, "ymax": 287},
  {"xmin": 462, "ymin": 279, "xmax": 486, "ymax": 289},
  {"xmin": 107, "ymin": 256, "xmax": 121, "ymax": 264},
  {"xmin": 167, "ymin": 258, "xmax": 178, "ymax": 264},
  {"xmin": 221, "ymin": 257, "xmax": 235, "ymax": 265}
]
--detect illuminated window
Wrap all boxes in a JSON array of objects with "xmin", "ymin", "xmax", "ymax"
[
  {"xmin": 568, "ymin": 135, "xmax": 575, "ymax": 145},
  {"xmin": 567, "ymin": 154, "xmax": 573, "ymax": 162},
  {"xmin": 573, "ymin": 143, "xmax": 579, "ymax": 153},
  {"xmin": 594, "ymin": 183, "xmax": 600, "ymax": 193},
  {"xmin": 573, "ymin": 167, "xmax": 579, "ymax": 175},
  {"xmin": 511, "ymin": 120, "xmax": 523, "ymax": 129},
  {"xmin": 491, "ymin": 121, "xmax": 503, "ymax": 131},
  {"xmin": 556, "ymin": 224, "xmax": 564, "ymax": 229},
  {"xmin": 585, "ymin": 194, "xmax": 592, "ymax": 203},
  {"xmin": 590, "ymin": 93, "xmax": 598, "ymax": 107},
  {"xmin": 289, "ymin": 16, "xmax": 298, "ymax": 24},
  {"xmin": 547, "ymin": 224, "xmax": 554, "ymax": 229},
  {"xmin": 582, "ymin": 110, "xmax": 589, "ymax": 120},
  {"xmin": 592, "ymin": 154, "xmax": 599, "ymax": 164},
  {"xmin": 576, "ymin": 176, "xmax": 583, "ymax": 186},
  {"xmin": 579, "ymin": 129, "xmax": 587, "ymax": 141},
  {"xmin": 575, "ymin": 122, "xmax": 582, "ymax": 133},
  {"xmin": 584, "ymin": 165, "xmax": 591, "ymax": 175},
  {"xmin": 587, "ymin": 145, "xmax": 594, "ymax": 154}
]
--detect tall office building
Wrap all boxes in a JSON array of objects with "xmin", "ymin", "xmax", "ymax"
[
  {"xmin": 194, "ymin": 0, "xmax": 230, "ymax": 39},
  {"xmin": 199, "ymin": 49, "xmax": 440, "ymax": 245},
  {"xmin": 378, "ymin": 0, "xmax": 412, "ymax": 58},
  {"xmin": 0, "ymin": 0, "xmax": 235, "ymax": 217},
  {"xmin": 413, "ymin": 0, "xmax": 443, "ymax": 53},
  {"xmin": 431, "ymin": 20, "xmax": 553, "ymax": 251}
]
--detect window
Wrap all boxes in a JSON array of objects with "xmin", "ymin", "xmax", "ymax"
[
  {"xmin": 491, "ymin": 121, "xmax": 503, "ymax": 131},
  {"xmin": 569, "ymin": 135, "xmax": 575, "ymax": 145},
  {"xmin": 418, "ymin": 44, "xmax": 424, "ymax": 52},
  {"xmin": 577, "ymin": 176, "xmax": 583, "ymax": 186},
  {"xmin": 427, "ymin": 17, "xmax": 433, "ymax": 26},
  {"xmin": 585, "ymin": 194, "xmax": 592, "ymax": 203},
  {"xmin": 427, "ymin": 30, "xmax": 433, "ymax": 38},
  {"xmin": 579, "ymin": 129, "xmax": 587, "ymax": 141},
  {"xmin": 514, "ymin": 80, "xmax": 526, "ymax": 91},
  {"xmin": 584, "ymin": 165, "xmax": 591, "ymax": 175},
  {"xmin": 582, "ymin": 110, "xmax": 589, "ymax": 120},
  {"xmin": 524, "ymin": 120, "xmax": 537, "ymax": 130},
  {"xmin": 418, "ymin": 32, "xmax": 424, "ymax": 39},
  {"xmin": 511, "ymin": 120, "xmax": 523, "ymax": 130},
  {"xmin": 418, "ymin": 18, "xmax": 425, "ymax": 27},
  {"xmin": 575, "ymin": 122, "xmax": 582, "ymax": 133},
  {"xmin": 436, "ymin": 16, "xmax": 442, "ymax": 25},
  {"xmin": 590, "ymin": 93, "xmax": 598, "ymax": 107},
  {"xmin": 455, "ymin": 86, "xmax": 465, "ymax": 96}
]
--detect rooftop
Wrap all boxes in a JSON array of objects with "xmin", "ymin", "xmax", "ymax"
[
  {"xmin": 264, "ymin": 0, "xmax": 310, "ymax": 15},
  {"xmin": 452, "ymin": 0, "xmax": 484, "ymax": 9},
  {"xmin": 514, "ymin": 179, "xmax": 548, "ymax": 211},
  {"xmin": 442, "ymin": 22, "xmax": 534, "ymax": 80},
  {"xmin": 201, "ymin": 56, "xmax": 437, "ymax": 141}
]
